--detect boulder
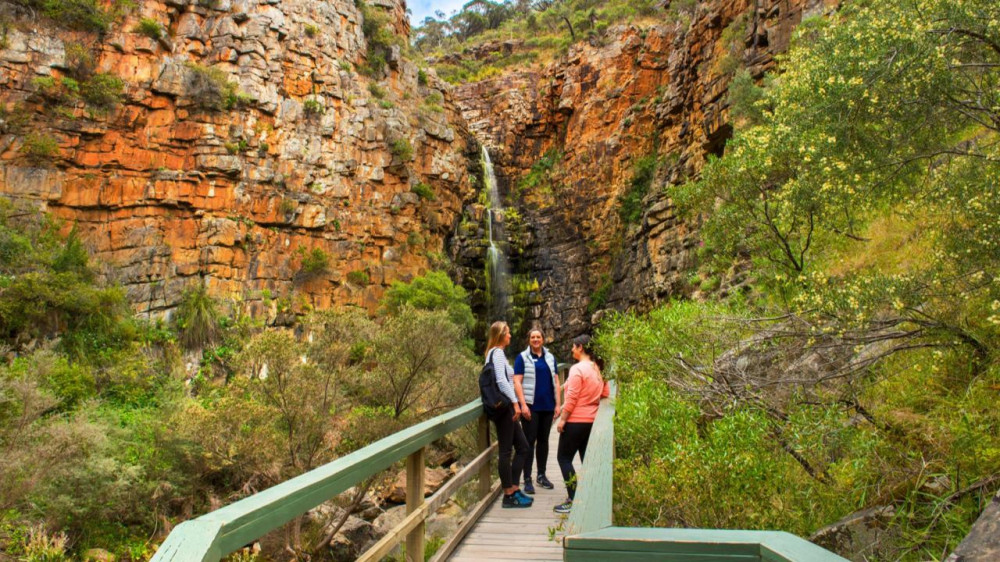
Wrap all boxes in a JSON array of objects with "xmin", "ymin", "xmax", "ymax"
[
  {"xmin": 946, "ymin": 490, "xmax": 1000, "ymax": 561},
  {"xmin": 383, "ymin": 467, "xmax": 450, "ymax": 504},
  {"xmin": 810, "ymin": 505, "xmax": 898, "ymax": 560}
]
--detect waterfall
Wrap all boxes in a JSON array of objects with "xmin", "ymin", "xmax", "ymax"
[{"xmin": 482, "ymin": 146, "xmax": 511, "ymax": 322}]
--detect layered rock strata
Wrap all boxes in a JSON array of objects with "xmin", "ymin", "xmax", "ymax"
[
  {"xmin": 0, "ymin": 0, "xmax": 475, "ymax": 318},
  {"xmin": 451, "ymin": 0, "xmax": 832, "ymax": 346}
]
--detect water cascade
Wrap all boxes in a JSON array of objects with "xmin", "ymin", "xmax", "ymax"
[{"xmin": 482, "ymin": 146, "xmax": 512, "ymax": 322}]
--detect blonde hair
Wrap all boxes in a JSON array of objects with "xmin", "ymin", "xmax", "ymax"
[{"xmin": 485, "ymin": 321, "xmax": 509, "ymax": 356}]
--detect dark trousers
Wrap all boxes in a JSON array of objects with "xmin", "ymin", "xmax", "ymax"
[
  {"xmin": 557, "ymin": 422, "xmax": 593, "ymax": 500},
  {"xmin": 520, "ymin": 409, "xmax": 554, "ymax": 481},
  {"xmin": 493, "ymin": 404, "xmax": 530, "ymax": 490}
]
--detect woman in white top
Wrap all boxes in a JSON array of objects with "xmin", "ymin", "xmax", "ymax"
[{"xmin": 484, "ymin": 321, "xmax": 533, "ymax": 508}]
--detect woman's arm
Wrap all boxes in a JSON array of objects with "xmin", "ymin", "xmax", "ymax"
[
  {"xmin": 554, "ymin": 375, "xmax": 562, "ymax": 415},
  {"xmin": 491, "ymin": 349, "xmax": 519, "ymax": 405},
  {"xmin": 512, "ymin": 355, "xmax": 530, "ymax": 419}
]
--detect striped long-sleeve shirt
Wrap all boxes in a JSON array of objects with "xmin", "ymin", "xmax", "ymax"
[{"xmin": 486, "ymin": 347, "xmax": 518, "ymax": 404}]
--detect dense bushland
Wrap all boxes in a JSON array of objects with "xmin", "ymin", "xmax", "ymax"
[
  {"xmin": 413, "ymin": 0, "xmax": 671, "ymax": 84},
  {"xmin": 0, "ymin": 201, "xmax": 478, "ymax": 559},
  {"xmin": 600, "ymin": 0, "xmax": 1000, "ymax": 558}
]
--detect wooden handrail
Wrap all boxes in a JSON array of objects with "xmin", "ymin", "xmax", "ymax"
[
  {"xmin": 151, "ymin": 400, "xmax": 491, "ymax": 562},
  {"xmin": 560, "ymin": 380, "xmax": 850, "ymax": 562},
  {"xmin": 563, "ymin": 380, "xmax": 617, "ymax": 536}
]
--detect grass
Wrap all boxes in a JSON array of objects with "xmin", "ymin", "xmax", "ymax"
[
  {"xmin": 19, "ymin": 133, "xmax": 60, "ymax": 165},
  {"xmin": 80, "ymin": 73, "xmax": 124, "ymax": 109},
  {"xmin": 347, "ymin": 270, "xmax": 370, "ymax": 286},
  {"xmin": 411, "ymin": 182, "xmax": 435, "ymax": 200},
  {"xmin": 617, "ymin": 154, "xmax": 658, "ymax": 226},
  {"xmin": 133, "ymin": 18, "xmax": 162, "ymax": 40},
  {"xmin": 820, "ymin": 210, "xmax": 936, "ymax": 278},
  {"xmin": 368, "ymin": 82, "xmax": 388, "ymax": 99},
  {"xmin": 303, "ymin": 98, "xmax": 324, "ymax": 115},
  {"xmin": 297, "ymin": 247, "xmax": 330, "ymax": 278},
  {"xmin": 391, "ymin": 138, "xmax": 413, "ymax": 162}
]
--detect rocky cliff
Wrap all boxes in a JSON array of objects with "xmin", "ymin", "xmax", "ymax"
[
  {"xmin": 450, "ymin": 0, "xmax": 832, "ymax": 346},
  {"xmin": 0, "ymin": 0, "xmax": 475, "ymax": 319}
]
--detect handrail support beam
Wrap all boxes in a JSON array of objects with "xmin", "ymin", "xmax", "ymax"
[
  {"xmin": 405, "ymin": 446, "xmax": 426, "ymax": 562},
  {"xmin": 477, "ymin": 414, "xmax": 491, "ymax": 498}
]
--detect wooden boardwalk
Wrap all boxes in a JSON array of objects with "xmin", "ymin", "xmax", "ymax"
[{"xmin": 448, "ymin": 426, "xmax": 570, "ymax": 562}]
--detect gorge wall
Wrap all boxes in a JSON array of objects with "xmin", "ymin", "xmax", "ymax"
[
  {"xmin": 450, "ymin": 0, "xmax": 833, "ymax": 347},
  {"xmin": 0, "ymin": 0, "xmax": 475, "ymax": 319}
]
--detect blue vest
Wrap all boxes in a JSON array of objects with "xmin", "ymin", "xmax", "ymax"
[{"xmin": 518, "ymin": 347, "xmax": 557, "ymax": 408}]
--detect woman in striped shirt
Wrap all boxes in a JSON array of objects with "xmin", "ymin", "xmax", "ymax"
[{"xmin": 485, "ymin": 321, "xmax": 533, "ymax": 508}]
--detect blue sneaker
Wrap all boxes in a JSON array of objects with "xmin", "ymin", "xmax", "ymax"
[
  {"xmin": 553, "ymin": 499, "xmax": 572, "ymax": 514},
  {"xmin": 536, "ymin": 474, "xmax": 555, "ymax": 489},
  {"xmin": 502, "ymin": 491, "xmax": 532, "ymax": 508},
  {"xmin": 523, "ymin": 478, "xmax": 535, "ymax": 495},
  {"xmin": 514, "ymin": 489, "xmax": 533, "ymax": 504}
]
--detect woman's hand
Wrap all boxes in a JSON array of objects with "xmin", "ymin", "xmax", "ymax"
[
  {"xmin": 557, "ymin": 419, "xmax": 566, "ymax": 433},
  {"xmin": 513, "ymin": 402, "xmax": 522, "ymax": 421},
  {"xmin": 520, "ymin": 402, "xmax": 531, "ymax": 421}
]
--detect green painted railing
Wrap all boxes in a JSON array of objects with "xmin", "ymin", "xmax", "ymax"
[
  {"xmin": 151, "ymin": 400, "xmax": 491, "ymax": 562},
  {"xmin": 562, "ymin": 381, "xmax": 849, "ymax": 562}
]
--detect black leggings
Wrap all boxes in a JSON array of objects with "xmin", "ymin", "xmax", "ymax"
[
  {"xmin": 557, "ymin": 422, "xmax": 593, "ymax": 500},
  {"xmin": 493, "ymin": 404, "xmax": 530, "ymax": 490},
  {"xmin": 520, "ymin": 410, "xmax": 555, "ymax": 481}
]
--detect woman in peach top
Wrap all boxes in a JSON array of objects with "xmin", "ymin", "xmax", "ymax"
[{"xmin": 553, "ymin": 334, "xmax": 609, "ymax": 514}]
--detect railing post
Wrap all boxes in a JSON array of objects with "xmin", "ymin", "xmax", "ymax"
[
  {"xmin": 405, "ymin": 446, "xmax": 426, "ymax": 562},
  {"xmin": 478, "ymin": 414, "xmax": 491, "ymax": 498}
]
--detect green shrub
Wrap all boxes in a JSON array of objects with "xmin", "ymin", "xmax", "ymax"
[
  {"xmin": 80, "ymin": 73, "xmax": 125, "ymax": 109},
  {"xmin": 378, "ymin": 99, "xmax": 394, "ymax": 109},
  {"xmin": 390, "ymin": 137, "xmax": 413, "ymax": 161},
  {"xmin": 357, "ymin": 0, "xmax": 398, "ymax": 76},
  {"xmin": 174, "ymin": 283, "xmax": 221, "ymax": 349},
  {"xmin": 297, "ymin": 247, "xmax": 330, "ymax": 278},
  {"xmin": 304, "ymin": 23, "xmax": 319, "ymax": 37},
  {"xmin": 406, "ymin": 231, "xmax": 425, "ymax": 247},
  {"xmin": 410, "ymin": 182, "xmax": 434, "ymax": 200},
  {"xmin": 19, "ymin": 133, "xmax": 60, "ymax": 165},
  {"xmin": 224, "ymin": 139, "xmax": 248, "ymax": 154},
  {"xmin": 183, "ymin": 63, "xmax": 248, "ymax": 111},
  {"xmin": 133, "ymin": 17, "xmax": 162, "ymax": 39},
  {"xmin": 19, "ymin": 0, "xmax": 120, "ymax": 32},
  {"xmin": 587, "ymin": 274, "xmax": 612, "ymax": 314},
  {"xmin": 338, "ymin": 60, "xmax": 353, "ymax": 72},
  {"xmin": 380, "ymin": 270, "xmax": 475, "ymax": 333},
  {"xmin": 517, "ymin": 148, "xmax": 562, "ymax": 194},
  {"xmin": 64, "ymin": 41, "xmax": 95, "ymax": 80},
  {"xmin": 346, "ymin": 270, "xmax": 370, "ymax": 286},
  {"xmin": 368, "ymin": 82, "xmax": 388, "ymax": 99},
  {"xmin": 303, "ymin": 98, "xmax": 324, "ymax": 114},
  {"xmin": 279, "ymin": 198, "xmax": 297, "ymax": 215},
  {"xmin": 617, "ymin": 154, "xmax": 658, "ymax": 226},
  {"xmin": 417, "ymin": 68, "xmax": 428, "ymax": 85},
  {"xmin": 0, "ymin": 104, "xmax": 30, "ymax": 134}
]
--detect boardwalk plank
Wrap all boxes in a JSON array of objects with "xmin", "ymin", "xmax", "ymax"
[{"xmin": 445, "ymin": 426, "xmax": 573, "ymax": 562}]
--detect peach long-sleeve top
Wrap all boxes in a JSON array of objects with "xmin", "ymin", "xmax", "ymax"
[{"xmin": 562, "ymin": 360, "xmax": 609, "ymax": 423}]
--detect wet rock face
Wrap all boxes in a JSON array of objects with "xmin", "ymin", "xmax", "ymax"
[
  {"xmin": 451, "ymin": 0, "xmax": 831, "ymax": 346},
  {"xmin": 0, "ymin": 0, "xmax": 474, "ymax": 319}
]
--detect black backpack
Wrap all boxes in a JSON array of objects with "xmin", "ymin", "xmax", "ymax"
[{"xmin": 479, "ymin": 349, "xmax": 511, "ymax": 420}]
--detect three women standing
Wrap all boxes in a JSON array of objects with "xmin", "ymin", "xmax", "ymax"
[
  {"xmin": 484, "ymin": 324, "xmax": 608, "ymax": 514},
  {"xmin": 484, "ymin": 321, "xmax": 533, "ymax": 508}
]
